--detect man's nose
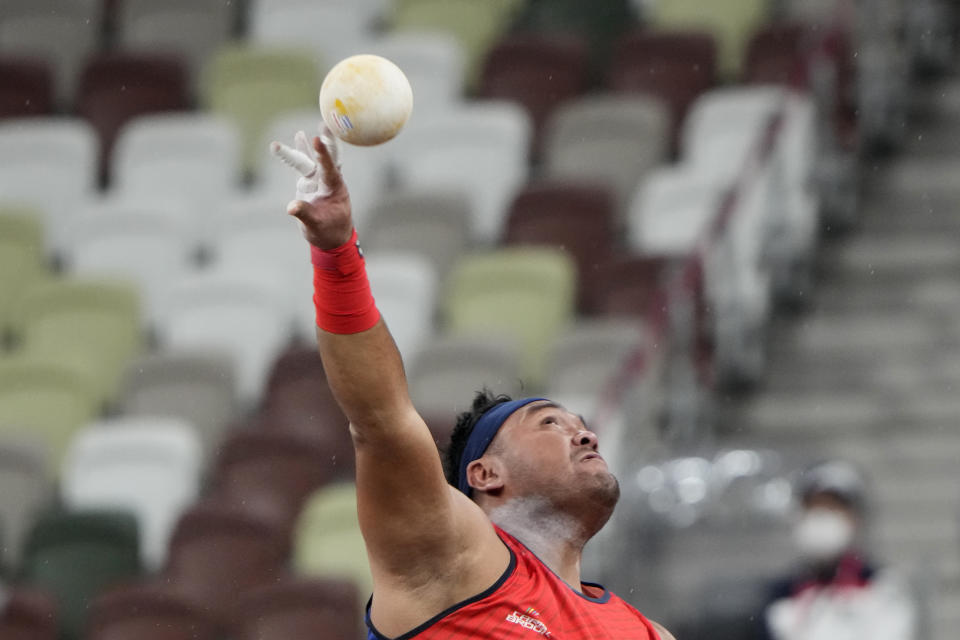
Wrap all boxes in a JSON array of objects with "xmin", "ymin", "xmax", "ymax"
[{"xmin": 574, "ymin": 430, "xmax": 599, "ymax": 449}]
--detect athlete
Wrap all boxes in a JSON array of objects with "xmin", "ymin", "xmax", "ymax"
[{"xmin": 272, "ymin": 127, "xmax": 675, "ymax": 639}]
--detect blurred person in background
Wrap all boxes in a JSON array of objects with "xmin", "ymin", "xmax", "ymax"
[
  {"xmin": 756, "ymin": 460, "xmax": 917, "ymax": 640},
  {"xmin": 271, "ymin": 128, "xmax": 675, "ymax": 639}
]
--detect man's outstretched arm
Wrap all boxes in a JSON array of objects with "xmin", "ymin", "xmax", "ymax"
[{"xmin": 278, "ymin": 132, "xmax": 507, "ymax": 629}]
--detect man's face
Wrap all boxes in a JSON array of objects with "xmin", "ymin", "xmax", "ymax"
[{"xmin": 486, "ymin": 400, "xmax": 620, "ymax": 515}]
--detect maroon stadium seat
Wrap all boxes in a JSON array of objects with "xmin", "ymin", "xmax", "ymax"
[
  {"xmin": 606, "ymin": 30, "xmax": 717, "ymax": 152},
  {"xmin": 261, "ymin": 346, "xmax": 353, "ymax": 476},
  {"xmin": 0, "ymin": 588, "xmax": 57, "ymax": 640},
  {"xmin": 87, "ymin": 582, "xmax": 219, "ymax": 640},
  {"xmin": 502, "ymin": 181, "xmax": 616, "ymax": 308},
  {"xmin": 210, "ymin": 429, "xmax": 332, "ymax": 533},
  {"xmin": 478, "ymin": 33, "xmax": 589, "ymax": 157},
  {"xmin": 580, "ymin": 254, "xmax": 670, "ymax": 320},
  {"xmin": 75, "ymin": 53, "xmax": 189, "ymax": 184},
  {"xmin": 163, "ymin": 504, "xmax": 288, "ymax": 623},
  {"xmin": 0, "ymin": 58, "xmax": 54, "ymax": 118},
  {"xmin": 742, "ymin": 22, "xmax": 809, "ymax": 87},
  {"xmin": 234, "ymin": 577, "xmax": 361, "ymax": 640}
]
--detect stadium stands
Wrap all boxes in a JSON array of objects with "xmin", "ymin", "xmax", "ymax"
[{"xmin": 0, "ymin": 1, "xmax": 954, "ymax": 637}]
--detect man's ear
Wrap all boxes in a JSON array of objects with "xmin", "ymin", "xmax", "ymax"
[{"xmin": 467, "ymin": 456, "xmax": 505, "ymax": 494}]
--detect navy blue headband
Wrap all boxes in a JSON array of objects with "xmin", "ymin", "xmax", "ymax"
[{"xmin": 457, "ymin": 397, "xmax": 546, "ymax": 496}]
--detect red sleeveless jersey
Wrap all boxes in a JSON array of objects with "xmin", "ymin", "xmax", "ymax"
[{"xmin": 366, "ymin": 525, "xmax": 660, "ymax": 639}]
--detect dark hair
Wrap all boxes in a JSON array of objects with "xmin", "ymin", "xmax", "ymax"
[{"xmin": 442, "ymin": 389, "xmax": 514, "ymax": 487}]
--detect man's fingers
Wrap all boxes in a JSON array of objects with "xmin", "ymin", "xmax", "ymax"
[
  {"xmin": 270, "ymin": 141, "xmax": 317, "ymax": 177},
  {"xmin": 313, "ymin": 135, "xmax": 343, "ymax": 190}
]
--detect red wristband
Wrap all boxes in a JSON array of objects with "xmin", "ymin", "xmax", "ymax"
[{"xmin": 310, "ymin": 229, "xmax": 380, "ymax": 334}]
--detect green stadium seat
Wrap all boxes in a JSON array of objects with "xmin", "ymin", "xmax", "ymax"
[
  {"xmin": 200, "ymin": 45, "xmax": 320, "ymax": 173},
  {"xmin": 391, "ymin": 0, "xmax": 515, "ymax": 90},
  {"xmin": 443, "ymin": 248, "xmax": 577, "ymax": 385},
  {"xmin": 12, "ymin": 278, "xmax": 142, "ymax": 402},
  {"xmin": 511, "ymin": 0, "xmax": 639, "ymax": 72},
  {"xmin": 0, "ymin": 207, "xmax": 49, "ymax": 333},
  {"xmin": 20, "ymin": 510, "xmax": 142, "ymax": 640},
  {"xmin": 0, "ymin": 356, "xmax": 101, "ymax": 468},
  {"xmin": 294, "ymin": 482, "xmax": 371, "ymax": 597},
  {"xmin": 646, "ymin": 0, "xmax": 769, "ymax": 79}
]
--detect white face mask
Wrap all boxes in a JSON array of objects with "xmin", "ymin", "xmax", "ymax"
[{"xmin": 793, "ymin": 508, "xmax": 855, "ymax": 562}]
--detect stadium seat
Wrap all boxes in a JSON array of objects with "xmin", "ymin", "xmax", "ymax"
[
  {"xmin": 545, "ymin": 318, "xmax": 648, "ymax": 398},
  {"xmin": 646, "ymin": 0, "xmax": 769, "ymax": 79},
  {"xmin": 235, "ymin": 577, "xmax": 361, "ymax": 640},
  {"xmin": 363, "ymin": 189, "xmax": 472, "ymax": 277},
  {"xmin": 366, "ymin": 251, "xmax": 438, "ymax": 363},
  {"xmin": 21, "ymin": 510, "xmax": 142, "ymax": 640},
  {"xmin": 407, "ymin": 334, "xmax": 523, "ymax": 423},
  {"xmin": 390, "ymin": 0, "xmax": 515, "ymax": 89},
  {"xmin": 210, "ymin": 429, "xmax": 332, "ymax": 534},
  {"xmin": 201, "ymin": 46, "xmax": 320, "ymax": 173},
  {"xmin": 0, "ymin": 207, "xmax": 48, "ymax": 333},
  {"xmin": 110, "ymin": 112, "xmax": 243, "ymax": 216},
  {"xmin": 155, "ymin": 266, "xmax": 294, "ymax": 404},
  {"xmin": 75, "ymin": 53, "xmax": 191, "ymax": 184},
  {"xmin": 259, "ymin": 109, "xmax": 392, "ymax": 230},
  {"xmin": 115, "ymin": 0, "xmax": 238, "ymax": 96},
  {"xmin": 12, "ymin": 278, "xmax": 143, "ymax": 402},
  {"xmin": 0, "ymin": 0, "xmax": 102, "ymax": 107},
  {"xmin": 627, "ymin": 165, "xmax": 726, "ymax": 257},
  {"xmin": 164, "ymin": 504, "xmax": 288, "ymax": 623},
  {"xmin": 0, "ymin": 438, "xmax": 50, "ymax": 572},
  {"xmin": 0, "ymin": 57, "xmax": 54, "ymax": 118},
  {"xmin": 542, "ymin": 95, "xmax": 670, "ymax": 216},
  {"xmin": 249, "ymin": 0, "xmax": 372, "ymax": 67},
  {"xmin": 117, "ymin": 351, "xmax": 238, "ymax": 458},
  {"xmin": 367, "ymin": 32, "xmax": 467, "ymax": 117},
  {"xmin": 206, "ymin": 197, "xmax": 313, "ymax": 340},
  {"xmin": 606, "ymin": 30, "xmax": 718, "ymax": 151},
  {"xmin": 59, "ymin": 206, "xmax": 195, "ymax": 328},
  {"xmin": 294, "ymin": 483, "xmax": 371, "ymax": 596},
  {"xmin": 580, "ymin": 255, "xmax": 669, "ymax": 320},
  {"xmin": 0, "ymin": 118, "xmax": 99, "ymax": 237},
  {"xmin": 511, "ymin": 0, "xmax": 638, "ymax": 71},
  {"xmin": 478, "ymin": 33, "xmax": 589, "ymax": 156},
  {"xmin": 444, "ymin": 248, "xmax": 576, "ymax": 384},
  {"xmin": 87, "ymin": 583, "xmax": 219, "ymax": 640},
  {"xmin": 0, "ymin": 587, "xmax": 58, "ymax": 640},
  {"xmin": 60, "ymin": 418, "xmax": 203, "ymax": 570},
  {"xmin": 391, "ymin": 101, "xmax": 531, "ymax": 243},
  {"xmin": 0, "ymin": 356, "xmax": 101, "ymax": 468},
  {"xmin": 502, "ymin": 181, "xmax": 616, "ymax": 307},
  {"xmin": 260, "ymin": 348, "xmax": 353, "ymax": 479},
  {"xmin": 742, "ymin": 22, "xmax": 809, "ymax": 87},
  {"xmin": 680, "ymin": 86, "xmax": 785, "ymax": 180}
]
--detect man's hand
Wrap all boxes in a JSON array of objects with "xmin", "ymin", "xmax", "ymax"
[{"xmin": 270, "ymin": 125, "xmax": 353, "ymax": 250}]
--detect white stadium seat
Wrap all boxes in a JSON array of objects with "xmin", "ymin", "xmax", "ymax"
[
  {"xmin": 111, "ymin": 113, "xmax": 243, "ymax": 216},
  {"xmin": 61, "ymin": 417, "xmax": 203, "ymax": 569},
  {"xmin": 365, "ymin": 251, "xmax": 439, "ymax": 363},
  {"xmin": 0, "ymin": 118, "xmax": 99, "ymax": 243},
  {"xmin": 391, "ymin": 100, "xmax": 531, "ymax": 243},
  {"xmin": 155, "ymin": 266, "xmax": 294, "ymax": 404}
]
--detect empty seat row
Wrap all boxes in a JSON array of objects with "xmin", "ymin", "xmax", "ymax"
[{"xmin": 1, "ymin": 496, "xmax": 365, "ymax": 640}]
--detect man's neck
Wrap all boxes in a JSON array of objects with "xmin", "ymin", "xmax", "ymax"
[{"xmin": 487, "ymin": 496, "xmax": 590, "ymax": 588}]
